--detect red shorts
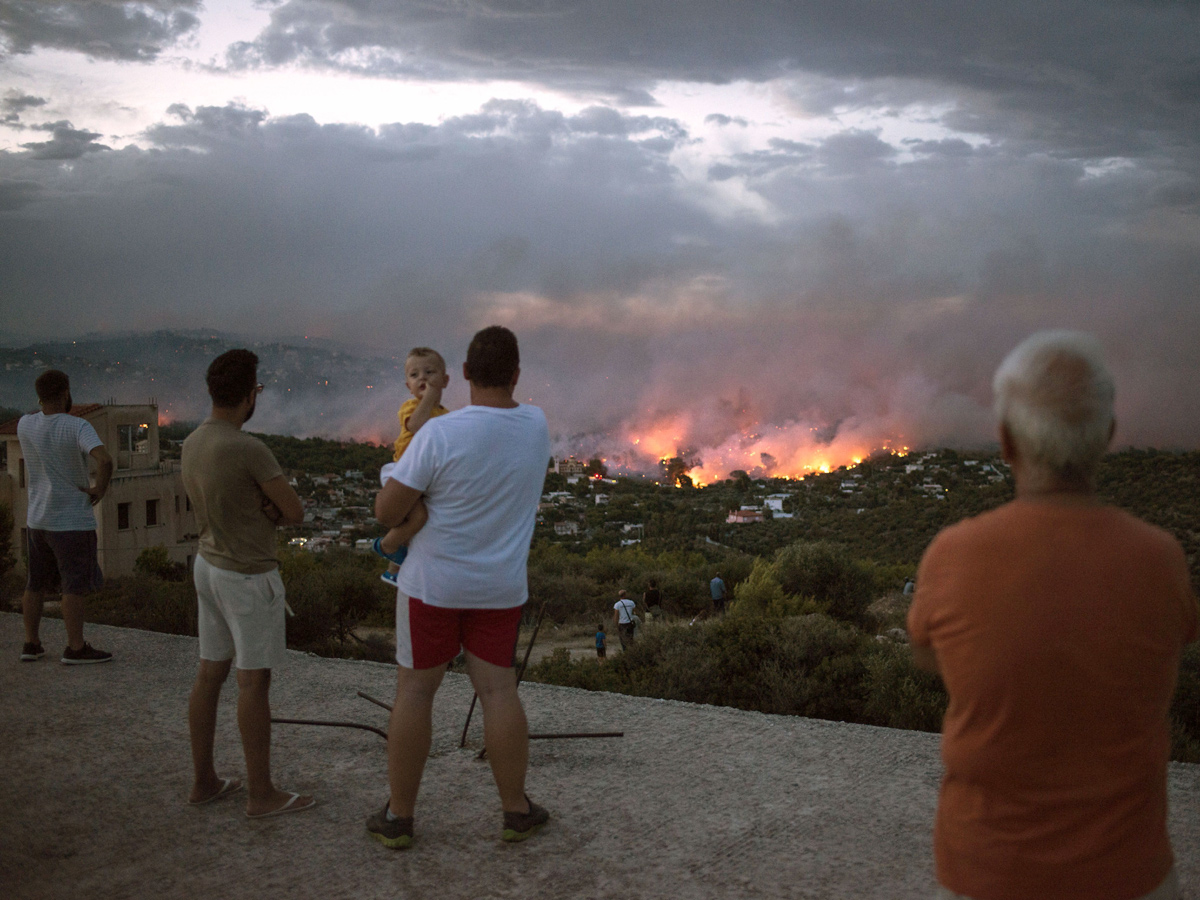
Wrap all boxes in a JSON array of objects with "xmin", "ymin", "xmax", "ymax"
[{"xmin": 395, "ymin": 594, "xmax": 523, "ymax": 670}]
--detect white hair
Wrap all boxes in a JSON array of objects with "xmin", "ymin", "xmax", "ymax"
[{"xmin": 992, "ymin": 330, "xmax": 1115, "ymax": 477}]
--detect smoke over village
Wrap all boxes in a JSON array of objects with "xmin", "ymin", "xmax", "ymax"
[{"xmin": 1, "ymin": 1, "xmax": 1199, "ymax": 473}]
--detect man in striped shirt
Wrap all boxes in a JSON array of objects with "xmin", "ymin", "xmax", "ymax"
[{"xmin": 18, "ymin": 369, "xmax": 114, "ymax": 665}]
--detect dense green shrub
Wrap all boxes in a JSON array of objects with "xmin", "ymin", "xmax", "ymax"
[
  {"xmin": 525, "ymin": 544, "xmax": 753, "ymax": 622},
  {"xmin": 279, "ymin": 546, "xmax": 394, "ymax": 655},
  {"xmin": 771, "ymin": 541, "xmax": 877, "ymax": 626},
  {"xmin": 861, "ymin": 642, "xmax": 947, "ymax": 731},
  {"xmin": 527, "ymin": 614, "xmax": 876, "ymax": 722},
  {"xmin": 134, "ymin": 546, "xmax": 187, "ymax": 582},
  {"xmin": 87, "ymin": 575, "xmax": 198, "ymax": 636},
  {"xmin": 0, "ymin": 502, "xmax": 14, "ymax": 584},
  {"xmin": 1170, "ymin": 643, "xmax": 1200, "ymax": 763}
]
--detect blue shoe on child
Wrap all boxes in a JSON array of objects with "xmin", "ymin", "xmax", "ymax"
[
  {"xmin": 372, "ymin": 538, "xmax": 408, "ymax": 566},
  {"xmin": 380, "ymin": 571, "xmax": 398, "ymax": 585}
]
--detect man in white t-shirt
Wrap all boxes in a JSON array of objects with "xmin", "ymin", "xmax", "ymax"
[
  {"xmin": 17, "ymin": 369, "xmax": 114, "ymax": 664},
  {"xmin": 613, "ymin": 590, "xmax": 637, "ymax": 650},
  {"xmin": 365, "ymin": 326, "xmax": 552, "ymax": 850}
]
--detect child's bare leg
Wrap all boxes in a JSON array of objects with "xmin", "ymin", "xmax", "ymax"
[
  {"xmin": 380, "ymin": 499, "xmax": 428, "ymax": 553},
  {"xmin": 379, "ymin": 525, "xmax": 408, "ymax": 556}
]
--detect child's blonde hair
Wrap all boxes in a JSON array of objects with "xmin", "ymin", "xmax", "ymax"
[{"xmin": 406, "ymin": 347, "xmax": 446, "ymax": 371}]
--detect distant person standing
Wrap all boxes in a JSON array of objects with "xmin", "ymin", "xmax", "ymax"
[
  {"xmin": 366, "ymin": 325, "xmax": 551, "ymax": 849},
  {"xmin": 642, "ymin": 578, "xmax": 663, "ymax": 618},
  {"xmin": 908, "ymin": 331, "xmax": 1197, "ymax": 900},
  {"xmin": 595, "ymin": 623, "xmax": 607, "ymax": 660},
  {"xmin": 181, "ymin": 349, "xmax": 315, "ymax": 818},
  {"xmin": 709, "ymin": 573, "xmax": 727, "ymax": 614},
  {"xmin": 18, "ymin": 369, "xmax": 113, "ymax": 664},
  {"xmin": 902, "ymin": 577, "xmax": 915, "ymax": 596},
  {"xmin": 613, "ymin": 590, "xmax": 637, "ymax": 650}
]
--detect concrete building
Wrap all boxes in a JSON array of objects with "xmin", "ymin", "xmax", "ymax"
[
  {"xmin": 555, "ymin": 456, "xmax": 586, "ymax": 476},
  {"xmin": 726, "ymin": 508, "xmax": 765, "ymax": 524},
  {"xmin": 0, "ymin": 404, "xmax": 198, "ymax": 578}
]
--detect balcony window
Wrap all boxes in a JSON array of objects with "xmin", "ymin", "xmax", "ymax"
[
  {"xmin": 117, "ymin": 503, "xmax": 131, "ymax": 531},
  {"xmin": 116, "ymin": 423, "xmax": 151, "ymax": 469}
]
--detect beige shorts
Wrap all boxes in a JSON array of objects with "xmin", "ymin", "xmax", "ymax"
[
  {"xmin": 194, "ymin": 556, "xmax": 287, "ymax": 670},
  {"xmin": 936, "ymin": 866, "xmax": 1178, "ymax": 900}
]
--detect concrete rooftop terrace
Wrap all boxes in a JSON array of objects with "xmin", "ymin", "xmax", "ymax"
[{"xmin": 5, "ymin": 612, "xmax": 1200, "ymax": 900}]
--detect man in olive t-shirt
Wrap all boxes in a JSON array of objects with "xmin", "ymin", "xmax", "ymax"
[{"xmin": 180, "ymin": 349, "xmax": 314, "ymax": 818}]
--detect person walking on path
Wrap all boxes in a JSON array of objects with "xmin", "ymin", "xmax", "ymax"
[
  {"xmin": 366, "ymin": 325, "xmax": 551, "ymax": 849},
  {"xmin": 18, "ymin": 369, "xmax": 114, "ymax": 665},
  {"xmin": 709, "ymin": 573, "xmax": 727, "ymax": 614},
  {"xmin": 181, "ymin": 349, "xmax": 315, "ymax": 818},
  {"xmin": 613, "ymin": 590, "xmax": 637, "ymax": 651},
  {"xmin": 908, "ymin": 331, "xmax": 1198, "ymax": 900}
]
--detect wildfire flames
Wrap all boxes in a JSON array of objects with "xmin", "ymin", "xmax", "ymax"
[
  {"xmin": 269, "ymin": 398, "xmax": 911, "ymax": 487},
  {"xmin": 622, "ymin": 415, "xmax": 909, "ymax": 485}
]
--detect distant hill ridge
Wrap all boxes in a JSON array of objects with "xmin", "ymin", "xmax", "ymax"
[{"xmin": 0, "ymin": 329, "xmax": 406, "ymax": 441}]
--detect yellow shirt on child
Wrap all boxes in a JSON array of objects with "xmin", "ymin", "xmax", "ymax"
[{"xmin": 393, "ymin": 396, "xmax": 449, "ymax": 461}]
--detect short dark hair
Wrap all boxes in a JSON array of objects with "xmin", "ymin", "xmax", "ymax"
[
  {"xmin": 464, "ymin": 325, "xmax": 519, "ymax": 388},
  {"xmin": 206, "ymin": 349, "xmax": 259, "ymax": 408},
  {"xmin": 35, "ymin": 369, "xmax": 70, "ymax": 403}
]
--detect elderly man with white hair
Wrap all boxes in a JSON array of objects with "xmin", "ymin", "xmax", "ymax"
[{"xmin": 908, "ymin": 331, "xmax": 1198, "ymax": 900}]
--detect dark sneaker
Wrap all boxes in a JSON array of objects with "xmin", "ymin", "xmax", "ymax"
[
  {"xmin": 20, "ymin": 642, "xmax": 45, "ymax": 661},
  {"xmin": 366, "ymin": 802, "xmax": 413, "ymax": 849},
  {"xmin": 501, "ymin": 796, "xmax": 549, "ymax": 843},
  {"xmin": 61, "ymin": 642, "xmax": 113, "ymax": 665}
]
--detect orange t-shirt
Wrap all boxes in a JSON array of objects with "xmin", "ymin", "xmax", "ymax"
[{"xmin": 908, "ymin": 500, "xmax": 1197, "ymax": 900}]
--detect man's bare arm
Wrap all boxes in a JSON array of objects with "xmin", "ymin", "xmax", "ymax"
[
  {"xmin": 260, "ymin": 475, "xmax": 304, "ymax": 525},
  {"xmin": 911, "ymin": 643, "xmax": 940, "ymax": 675},
  {"xmin": 376, "ymin": 479, "xmax": 422, "ymax": 529},
  {"xmin": 83, "ymin": 445, "xmax": 114, "ymax": 505}
]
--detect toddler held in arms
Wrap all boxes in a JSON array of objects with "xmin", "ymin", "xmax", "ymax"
[{"xmin": 374, "ymin": 347, "xmax": 450, "ymax": 584}]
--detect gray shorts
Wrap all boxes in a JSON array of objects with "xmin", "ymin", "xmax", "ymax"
[
  {"xmin": 194, "ymin": 556, "xmax": 286, "ymax": 670},
  {"xmin": 26, "ymin": 529, "xmax": 103, "ymax": 595}
]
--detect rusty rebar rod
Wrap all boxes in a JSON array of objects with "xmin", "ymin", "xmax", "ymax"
[
  {"xmin": 458, "ymin": 694, "xmax": 478, "ymax": 748},
  {"xmin": 357, "ymin": 690, "xmax": 393, "ymax": 712}
]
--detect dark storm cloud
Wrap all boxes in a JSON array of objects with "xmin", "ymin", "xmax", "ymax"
[
  {"xmin": 0, "ymin": 0, "xmax": 200, "ymax": 61},
  {"xmin": 0, "ymin": 177, "xmax": 41, "ymax": 209},
  {"xmin": 0, "ymin": 0, "xmax": 202, "ymax": 62},
  {"xmin": 1, "ymin": 91, "xmax": 1198, "ymax": 452},
  {"xmin": 228, "ymin": 1, "xmax": 1200, "ymax": 161},
  {"xmin": 20, "ymin": 121, "xmax": 111, "ymax": 159},
  {"xmin": 1, "ymin": 90, "xmax": 46, "ymax": 124}
]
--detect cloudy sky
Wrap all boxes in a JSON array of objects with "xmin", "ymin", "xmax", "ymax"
[{"xmin": 1, "ymin": 1, "xmax": 1198, "ymax": 476}]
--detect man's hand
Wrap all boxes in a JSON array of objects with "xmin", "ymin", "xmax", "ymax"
[
  {"xmin": 261, "ymin": 495, "xmax": 283, "ymax": 523},
  {"xmin": 80, "ymin": 483, "xmax": 105, "ymax": 506},
  {"xmin": 85, "ymin": 445, "xmax": 113, "ymax": 506},
  {"xmin": 418, "ymin": 378, "xmax": 444, "ymax": 405}
]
